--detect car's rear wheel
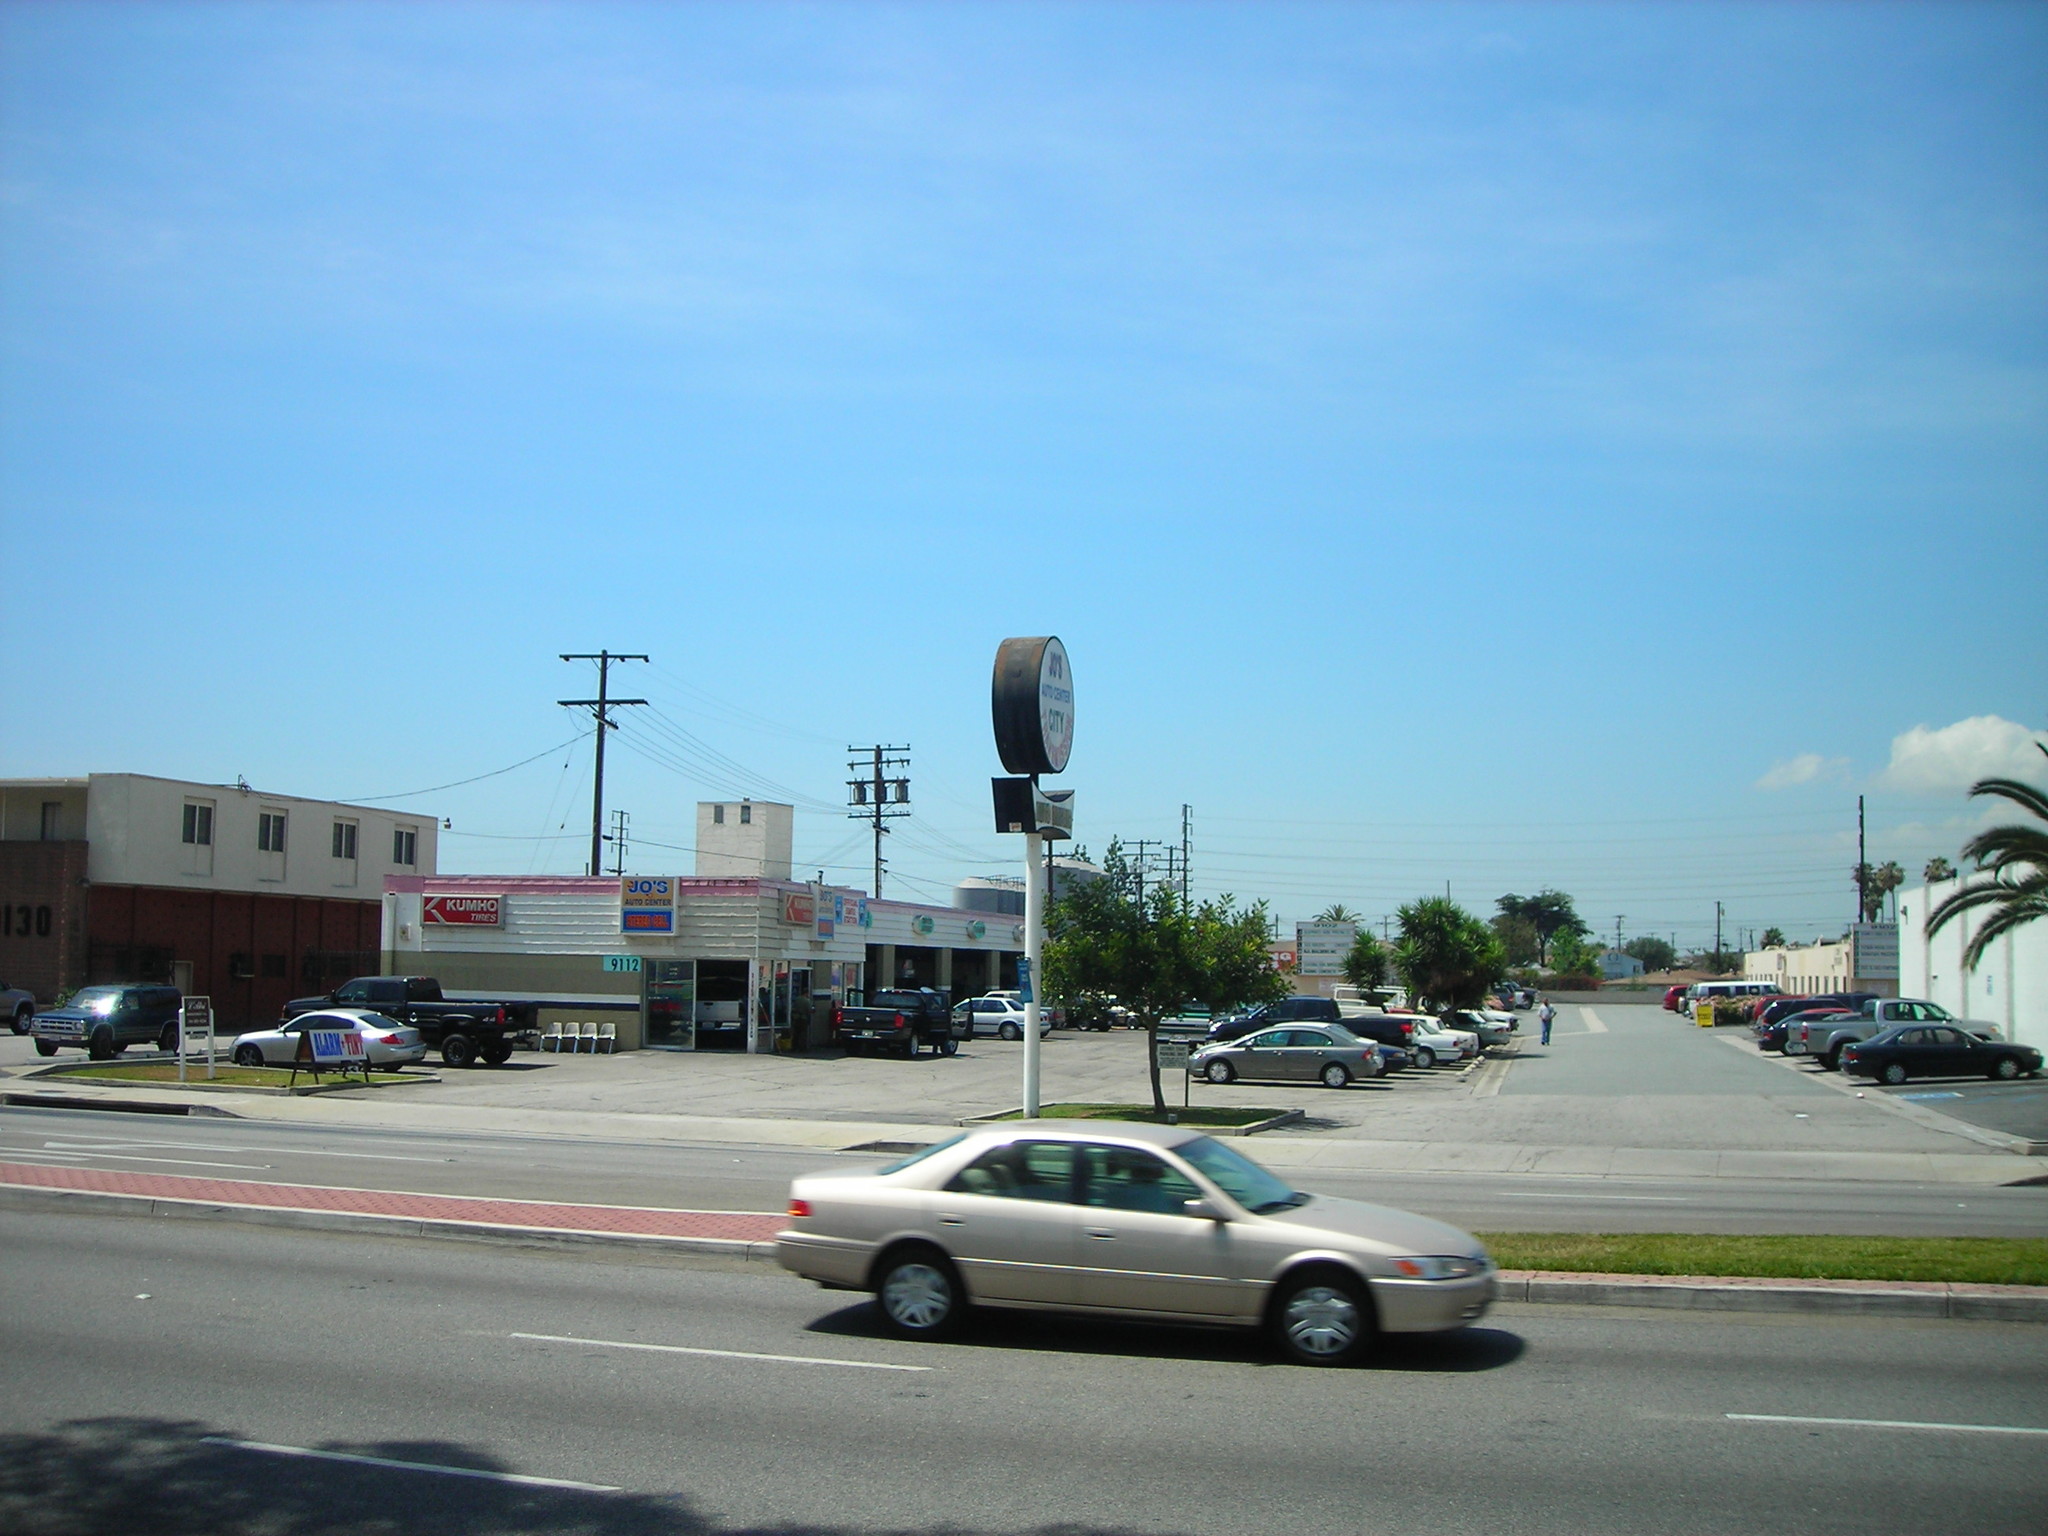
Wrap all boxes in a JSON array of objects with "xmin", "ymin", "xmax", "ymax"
[
  {"xmin": 1993, "ymin": 1057, "xmax": 2020, "ymax": 1081},
  {"xmin": 441, "ymin": 1033, "xmax": 478, "ymax": 1069},
  {"xmin": 902, "ymin": 1037, "xmax": 919, "ymax": 1060},
  {"xmin": 1271, "ymin": 1268, "xmax": 1374, "ymax": 1367},
  {"xmin": 1821, "ymin": 1046, "xmax": 1843, "ymax": 1071},
  {"xmin": 874, "ymin": 1244, "xmax": 965, "ymax": 1341},
  {"xmin": 1205, "ymin": 1058, "xmax": 1236, "ymax": 1085},
  {"xmin": 233, "ymin": 1043, "xmax": 264, "ymax": 1068},
  {"xmin": 479, "ymin": 1037, "xmax": 514, "ymax": 1065},
  {"xmin": 938, "ymin": 1037, "xmax": 958, "ymax": 1057},
  {"xmin": 12, "ymin": 1006, "xmax": 31, "ymax": 1035},
  {"xmin": 1413, "ymin": 1047, "xmax": 1437, "ymax": 1069},
  {"xmin": 1319, "ymin": 1062, "xmax": 1351, "ymax": 1089},
  {"xmin": 1881, "ymin": 1062, "xmax": 1908, "ymax": 1085},
  {"xmin": 999, "ymin": 1022, "xmax": 1022, "ymax": 1041}
]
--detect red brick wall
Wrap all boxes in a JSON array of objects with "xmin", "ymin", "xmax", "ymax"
[
  {"xmin": 86, "ymin": 885, "xmax": 381, "ymax": 1029},
  {"xmin": 0, "ymin": 841, "xmax": 90, "ymax": 1003}
]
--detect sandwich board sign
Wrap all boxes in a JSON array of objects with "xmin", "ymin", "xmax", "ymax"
[{"xmin": 291, "ymin": 1022, "xmax": 369, "ymax": 1087}]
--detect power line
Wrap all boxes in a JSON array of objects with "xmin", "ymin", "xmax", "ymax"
[{"xmin": 339, "ymin": 734, "xmax": 589, "ymax": 803}]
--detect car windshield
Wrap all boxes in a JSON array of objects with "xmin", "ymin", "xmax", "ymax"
[
  {"xmin": 67, "ymin": 987, "xmax": 123, "ymax": 1007},
  {"xmin": 1176, "ymin": 1136, "xmax": 1306, "ymax": 1214},
  {"xmin": 878, "ymin": 1132, "xmax": 968, "ymax": 1175}
]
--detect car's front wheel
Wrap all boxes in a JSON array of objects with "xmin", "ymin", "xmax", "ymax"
[
  {"xmin": 1319, "ymin": 1062, "xmax": 1351, "ymax": 1089},
  {"xmin": 1881, "ymin": 1062, "xmax": 1908, "ymax": 1086},
  {"xmin": 998, "ymin": 1022, "xmax": 1022, "ymax": 1042},
  {"xmin": 1992, "ymin": 1057, "xmax": 2020, "ymax": 1081},
  {"xmin": 33, "ymin": 1039, "xmax": 56, "ymax": 1057},
  {"xmin": 1271, "ymin": 1268, "xmax": 1374, "ymax": 1367},
  {"xmin": 874, "ymin": 1245, "xmax": 965, "ymax": 1341},
  {"xmin": 233, "ymin": 1044, "xmax": 264, "ymax": 1067},
  {"xmin": 1205, "ymin": 1058, "xmax": 1236, "ymax": 1085}
]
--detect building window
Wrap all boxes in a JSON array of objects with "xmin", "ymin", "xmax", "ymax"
[
  {"xmin": 40, "ymin": 802, "xmax": 61, "ymax": 840},
  {"xmin": 258, "ymin": 812, "xmax": 287, "ymax": 853},
  {"xmin": 331, "ymin": 820, "xmax": 358, "ymax": 860},
  {"xmin": 713, "ymin": 804, "xmax": 725, "ymax": 825},
  {"xmin": 181, "ymin": 803, "xmax": 214, "ymax": 846},
  {"xmin": 393, "ymin": 827, "xmax": 417, "ymax": 867},
  {"xmin": 740, "ymin": 803, "xmax": 751, "ymax": 825}
]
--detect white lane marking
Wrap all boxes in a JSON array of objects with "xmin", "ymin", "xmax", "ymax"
[
  {"xmin": 511, "ymin": 1331, "xmax": 932, "ymax": 1373},
  {"xmin": 39, "ymin": 1138, "xmax": 444, "ymax": 1163},
  {"xmin": 1726, "ymin": 1414, "xmax": 2048, "ymax": 1438},
  {"xmin": 1579, "ymin": 1009, "xmax": 1610, "ymax": 1035},
  {"xmin": 28, "ymin": 1148, "xmax": 272, "ymax": 1171},
  {"xmin": 1501, "ymin": 1192, "xmax": 1688, "ymax": 1202},
  {"xmin": 201, "ymin": 1437, "xmax": 621, "ymax": 1490}
]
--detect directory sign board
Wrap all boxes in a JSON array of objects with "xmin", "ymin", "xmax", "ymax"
[
  {"xmin": 1296, "ymin": 921, "xmax": 1356, "ymax": 977},
  {"xmin": 621, "ymin": 876, "xmax": 675, "ymax": 934}
]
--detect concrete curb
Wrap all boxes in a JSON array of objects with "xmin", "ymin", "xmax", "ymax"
[
  {"xmin": 7, "ymin": 1181, "xmax": 2040, "ymax": 1321},
  {"xmin": 957, "ymin": 1106, "xmax": 1304, "ymax": 1136},
  {"xmin": 0, "ymin": 1182, "xmax": 781, "ymax": 1262},
  {"xmin": 1495, "ymin": 1268, "xmax": 2048, "ymax": 1323}
]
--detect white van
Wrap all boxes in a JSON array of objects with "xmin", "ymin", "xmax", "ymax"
[{"xmin": 1683, "ymin": 980, "xmax": 1782, "ymax": 1009}]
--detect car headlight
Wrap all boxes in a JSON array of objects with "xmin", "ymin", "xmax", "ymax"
[{"xmin": 1391, "ymin": 1255, "xmax": 1486, "ymax": 1280}]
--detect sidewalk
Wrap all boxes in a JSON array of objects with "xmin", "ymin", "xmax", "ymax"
[{"xmin": 6, "ymin": 1159, "xmax": 2040, "ymax": 1324}]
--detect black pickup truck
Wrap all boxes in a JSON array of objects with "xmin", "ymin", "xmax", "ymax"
[
  {"xmin": 833, "ymin": 989, "xmax": 964, "ymax": 1059},
  {"xmin": 284, "ymin": 976, "xmax": 539, "ymax": 1067}
]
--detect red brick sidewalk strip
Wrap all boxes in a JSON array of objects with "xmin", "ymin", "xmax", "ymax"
[{"xmin": 0, "ymin": 1160, "xmax": 783, "ymax": 1242}]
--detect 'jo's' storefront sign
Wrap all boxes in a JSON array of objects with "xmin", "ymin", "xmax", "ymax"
[
  {"xmin": 423, "ymin": 895, "xmax": 502, "ymax": 927},
  {"xmin": 621, "ymin": 877, "xmax": 675, "ymax": 934}
]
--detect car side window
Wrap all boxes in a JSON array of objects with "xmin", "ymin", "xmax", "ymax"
[
  {"xmin": 1292, "ymin": 1030, "xmax": 1333, "ymax": 1047},
  {"xmin": 1922, "ymin": 1005, "xmax": 1952, "ymax": 1022},
  {"xmin": 1896, "ymin": 1028, "xmax": 1927, "ymax": 1046},
  {"xmin": 1927, "ymin": 1028, "xmax": 1963, "ymax": 1047},
  {"xmin": 1245, "ymin": 1031, "xmax": 1288, "ymax": 1050},
  {"xmin": 944, "ymin": 1141, "xmax": 1077, "ymax": 1202},
  {"xmin": 1079, "ymin": 1145, "xmax": 1201, "ymax": 1215},
  {"xmin": 336, "ymin": 982, "xmax": 368, "ymax": 1004}
]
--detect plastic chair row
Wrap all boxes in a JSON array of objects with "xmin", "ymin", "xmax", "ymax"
[{"xmin": 541, "ymin": 1021, "xmax": 616, "ymax": 1054}]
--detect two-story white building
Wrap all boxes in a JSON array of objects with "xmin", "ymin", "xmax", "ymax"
[{"xmin": 0, "ymin": 774, "xmax": 437, "ymax": 1025}]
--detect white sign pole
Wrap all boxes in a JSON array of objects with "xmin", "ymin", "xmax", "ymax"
[{"xmin": 1023, "ymin": 829, "xmax": 1045, "ymax": 1118}]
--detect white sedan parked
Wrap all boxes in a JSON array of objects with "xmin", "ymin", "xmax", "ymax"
[
  {"xmin": 951, "ymin": 996, "xmax": 1051, "ymax": 1041},
  {"xmin": 230, "ymin": 1009, "xmax": 427, "ymax": 1069},
  {"xmin": 1405, "ymin": 1016, "xmax": 1478, "ymax": 1068}
]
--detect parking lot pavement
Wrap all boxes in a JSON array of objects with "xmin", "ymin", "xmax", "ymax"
[{"xmin": 1880, "ymin": 1080, "xmax": 2048, "ymax": 1144}]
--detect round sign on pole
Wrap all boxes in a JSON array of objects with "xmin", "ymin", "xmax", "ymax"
[{"xmin": 992, "ymin": 636, "xmax": 1074, "ymax": 776}]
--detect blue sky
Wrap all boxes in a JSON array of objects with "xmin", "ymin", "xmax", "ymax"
[{"xmin": 5, "ymin": 2, "xmax": 2044, "ymax": 951}]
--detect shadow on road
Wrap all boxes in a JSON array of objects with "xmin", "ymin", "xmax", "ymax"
[
  {"xmin": 0, "ymin": 1415, "xmax": 1199, "ymax": 1536},
  {"xmin": 804, "ymin": 1300, "xmax": 1525, "ymax": 1373}
]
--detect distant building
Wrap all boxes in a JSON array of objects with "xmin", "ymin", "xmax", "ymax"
[
  {"xmin": 695, "ymin": 800, "xmax": 794, "ymax": 879},
  {"xmin": 0, "ymin": 774, "xmax": 437, "ymax": 1025},
  {"xmin": 1598, "ymin": 949, "xmax": 1645, "ymax": 981},
  {"xmin": 1744, "ymin": 924, "xmax": 1898, "ymax": 998},
  {"xmin": 952, "ymin": 858, "xmax": 1104, "ymax": 917}
]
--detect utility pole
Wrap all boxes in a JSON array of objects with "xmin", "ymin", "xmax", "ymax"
[
  {"xmin": 1615, "ymin": 915, "xmax": 1624, "ymax": 950},
  {"xmin": 1128, "ymin": 839, "xmax": 1163, "ymax": 907},
  {"xmin": 847, "ymin": 745, "xmax": 910, "ymax": 896},
  {"xmin": 1180, "ymin": 803, "xmax": 1192, "ymax": 908},
  {"xmin": 1714, "ymin": 901, "xmax": 1725, "ymax": 970},
  {"xmin": 559, "ymin": 652, "xmax": 648, "ymax": 878},
  {"xmin": 1856, "ymin": 794, "xmax": 1868, "ymax": 924},
  {"xmin": 604, "ymin": 809, "xmax": 630, "ymax": 878}
]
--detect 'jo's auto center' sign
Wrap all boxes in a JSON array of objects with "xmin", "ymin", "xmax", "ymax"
[{"xmin": 423, "ymin": 895, "xmax": 502, "ymax": 927}]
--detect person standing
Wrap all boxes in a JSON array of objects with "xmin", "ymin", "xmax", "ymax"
[{"xmin": 1538, "ymin": 998, "xmax": 1556, "ymax": 1045}]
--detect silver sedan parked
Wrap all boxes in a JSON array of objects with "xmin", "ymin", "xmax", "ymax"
[
  {"xmin": 777, "ymin": 1123, "xmax": 1495, "ymax": 1366},
  {"xmin": 229, "ymin": 1009, "xmax": 427, "ymax": 1069},
  {"xmin": 1189, "ymin": 1023, "xmax": 1382, "ymax": 1088}
]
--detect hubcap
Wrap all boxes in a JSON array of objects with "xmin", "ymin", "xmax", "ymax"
[
  {"xmin": 883, "ymin": 1263, "xmax": 952, "ymax": 1330},
  {"xmin": 1283, "ymin": 1285, "xmax": 1359, "ymax": 1357}
]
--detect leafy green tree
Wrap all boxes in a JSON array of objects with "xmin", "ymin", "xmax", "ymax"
[
  {"xmin": 1757, "ymin": 927, "xmax": 1787, "ymax": 950},
  {"xmin": 1926, "ymin": 746, "xmax": 2048, "ymax": 970},
  {"xmin": 1547, "ymin": 929, "xmax": 1601, "ymax": 979},
  {"xmin": 1045, "ymin": 840, "xmax": 1286, "ymax": 1115},
  {"xmin": 1394, "ymin": 897, "xmax": 1506, "ymax": 1015},
  {"xmin": 1490, "ymin": 913, "xmax": 1542, "ymax": 967},
  {"xmin": 1624, "ymin": 935, "xmax": 1678, "ymax": 973},
  {"xmin": 1494, "ymin": 890, "xmax": 1589, "ymax": 966},
  {"xmin": 1342, "ymin": 931, "xmax": 1390, "ymax": 991}
]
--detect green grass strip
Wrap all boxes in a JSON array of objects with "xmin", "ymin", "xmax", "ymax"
[
  {"xmin": 1477, "ymin": 1232, "xmax": 2048, "ymax": 1287},
  {"xmin": 47, "ymin": 1063, "xmax": 418, "ymax": 1090},
  {"xmin": 984, "ymin": 1103, "xmax": 1283, "ymax": 1127}
]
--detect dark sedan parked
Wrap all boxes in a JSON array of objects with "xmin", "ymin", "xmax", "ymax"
[{"xmin": 1840, "ymin": 1025, "xmax": 2042, "ymax": 1085}]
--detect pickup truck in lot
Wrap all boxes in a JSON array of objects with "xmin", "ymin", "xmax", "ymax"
[
  {"xmin": 284, "ymin": 976, "xmax": 540, "ymax": 1067},
  {"xmin": 1789, "ymin": 997, "xmax": 2002, "ymax": 1071},
  {"xmin": 833, "ymin": 989, "xmax": 963, "ymax": 1059}
]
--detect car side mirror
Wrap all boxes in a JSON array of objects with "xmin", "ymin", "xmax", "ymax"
[{"xmin": 1182, "ymin": 1198, "xmax": 1226, "ymax": 1222}]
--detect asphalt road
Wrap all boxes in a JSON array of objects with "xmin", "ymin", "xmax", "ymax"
[
  {"xmin": 2, "ymin": 1209, "xmax": 2044, "ymax": 1536},
  {"xmin": 5, "ymin": 1103, "xmax": 2046, "ymax": 1237}
]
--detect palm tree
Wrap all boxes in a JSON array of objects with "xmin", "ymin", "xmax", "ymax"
[
  {"xmin": 1872, "ymin": 860, "xmax": 1904, "ymax": 921},
  {"xmin": 1314, "ymin": 903, "xmax": 1361, "ymax": 924},
  {"xmin": 1923, "ymin": 856, "xmax": 1955, "ymax": 884},
  {"xmin": 1925, "ymin": 745, "xmax": 2048, "ymax": 969}
]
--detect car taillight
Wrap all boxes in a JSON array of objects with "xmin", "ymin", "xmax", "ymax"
[
  {"xmin": 788, "ymin": 1198, "xmax": 812, "ymax": 1219},
  {"xmin": 832, "ymin": 1006, "xmax": 843, "ymax": 1027},
  {"xmin": 376, "ymin": 1033, "xmax": 402, "ymax": 1045},
  {"xmin": 894, "ymin": 1013, "xmax": 905, "ymax": 1028},
  {"xmin": 494, "ymin": 1006, "xmax": 506, "ymax": 1027},
  {"xmin": 1400, "ymin": 1022, "xmax": 1414, "ymax": 1039}
]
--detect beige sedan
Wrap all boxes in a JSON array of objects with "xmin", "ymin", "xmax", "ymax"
[{"xmin": 776, "ymin": 1122, "xmax": 1494, "ymax": 1366}]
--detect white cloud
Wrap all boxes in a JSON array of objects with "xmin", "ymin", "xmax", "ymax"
[
  {"xmin": 1876, "ymin": 715, "xmax": 2048, "ymax": 796},
  {"xmin": 1756, "ymin": 753, "xmax": 1849, "ymax": 791}
]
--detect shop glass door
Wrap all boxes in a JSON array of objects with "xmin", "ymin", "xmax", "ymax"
[{"xmin": 646, "ymin": 960, "xmax": 696, "ymax": 1050}]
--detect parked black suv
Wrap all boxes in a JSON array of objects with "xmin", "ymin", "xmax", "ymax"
[
  {"xmin": 1206, "ymin": 996, "xmax": 1342, "ymax": 1044},
  {"xmin": 31, "ymin": 984, "xmax": 183, "ymax": 1059}
]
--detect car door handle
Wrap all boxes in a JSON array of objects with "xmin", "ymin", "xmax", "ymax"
[
  {"xmin": 938, "ymin": 1214, "xmax": 965, "ymax": 1226},
  {"xmin": 1085, "ymin": 1228, "xmax": 1116, "ymax": 1240}
]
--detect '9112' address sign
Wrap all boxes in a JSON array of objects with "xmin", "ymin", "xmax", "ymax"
[{"xmin": 991, "ymin": 636, "xmax": 1074, "ymax": 776}]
